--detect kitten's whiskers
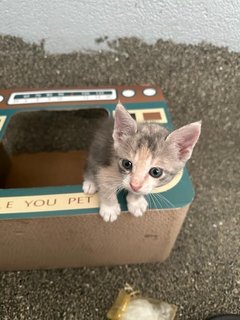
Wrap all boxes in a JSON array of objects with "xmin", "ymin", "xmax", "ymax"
[
  {"xmin": 152, "ymin": 193, "xmax": 164, "ymax": 210},
  {"xmin": 152, "ymin": 192, "xmax": 175, "ymax": 209}
]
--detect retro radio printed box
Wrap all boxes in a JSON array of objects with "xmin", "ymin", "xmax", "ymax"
[{"xmin": 0, "ymin": 85, "xmax": 194, "ymax": 270}]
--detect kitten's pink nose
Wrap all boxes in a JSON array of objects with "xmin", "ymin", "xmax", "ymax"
[{"xmin": 130, "ymin": 182, "xmax": 142, "ymax": 192}]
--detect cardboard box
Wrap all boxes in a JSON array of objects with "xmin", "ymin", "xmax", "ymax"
[{"xmin": 0, "ymin": 85, "xmax": 194, "ymax": 270}]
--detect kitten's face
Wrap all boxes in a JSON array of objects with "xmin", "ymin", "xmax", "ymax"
[
  {"xmin": 115, "ymin": 124, "xmax": 181, "ymax": 195},
  {"xmin": 113, "ymin": 103, "xmax": 201, "ymax": 195}
]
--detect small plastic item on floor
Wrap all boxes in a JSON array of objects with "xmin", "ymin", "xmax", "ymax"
[{"xmin": 107, "ymin": 284, "xmax": 177, "ymax": 320}]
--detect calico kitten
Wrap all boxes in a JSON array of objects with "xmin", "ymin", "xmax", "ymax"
[{"xmin": 83, "ymin": 102, "xmax": 201, "ymax": 222}]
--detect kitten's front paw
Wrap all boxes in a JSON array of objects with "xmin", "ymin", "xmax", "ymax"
[
  {"xmin": 127, "ymin": 194, "xmax": 148, "ymax": 217},
  {"xmin": 99, "ymin": 203, "xmax": 121, "ymax": 222},
  {"xmin": 83, "ymin": 180, "xmax": 97, "ymax": 194}
]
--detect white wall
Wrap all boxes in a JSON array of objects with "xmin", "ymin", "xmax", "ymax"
[{"xmin": 1, "ymin": 0, "xmax": 240, "ymax": 53}]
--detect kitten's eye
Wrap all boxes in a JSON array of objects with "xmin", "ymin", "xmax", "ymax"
[
  {"xmin": 122, "ymin": 159, "xmax": 132, "ymax": 170},
  {"xmin": 149, "ymin": 167, "xmax": 163, "ymax": 178}
]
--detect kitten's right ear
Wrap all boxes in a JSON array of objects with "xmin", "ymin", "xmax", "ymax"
[
  {"xmin": 166, "ymin": 121, "xmax": 201, "ymax": 162},
  {"xmin": 113, "ymin": 102, "xmax": 137, "ymax": 143}
]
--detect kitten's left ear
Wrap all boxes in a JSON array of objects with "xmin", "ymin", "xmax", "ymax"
[
  {"xmin": 113, "ymin": 102, "xmax": 137, "ymax": 143},
  {"xmin": 166, "ymin": 121, "xmax": 201, "ymax": 162}
]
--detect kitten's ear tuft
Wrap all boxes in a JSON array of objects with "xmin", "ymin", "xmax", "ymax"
[
  {"xmin": 166, "ymin": 121, "xmax": 201, "ymax": 162},
  {"xmin": 113, "ymin": 102, "xmax": 137, "ymax": 143}
]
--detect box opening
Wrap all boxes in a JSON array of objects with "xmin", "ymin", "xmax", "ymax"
[{"xmin": 0, "ymin": 108, "xmax": 108, "ymax": 188}]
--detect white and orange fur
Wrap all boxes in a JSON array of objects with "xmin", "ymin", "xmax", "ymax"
[{"xmin": 83, "ymin": 102, "xmax": 201, "ymax": 222}]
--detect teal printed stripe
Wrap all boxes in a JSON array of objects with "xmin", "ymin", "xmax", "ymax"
[
  {"xmin": 0, "ymin": 101, "xmax": 171, "ymax": 139},
  {"xmin": 0, "ymin": 207, "xmax": 99, "ymax": 220},
  {"xmin": 0, "ymin": 185, "xmax": 84, "ymax": 197},
  {"xmin": 0, "ymin": 109, "xmax": 16, "ymax": 139},
  {"xmin": 0, "ymin": 169, "xmax": 194, "ymax": 220}
]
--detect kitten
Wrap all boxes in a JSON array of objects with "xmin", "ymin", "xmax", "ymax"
[{"xmin": 83, "ymin": 102, "xmax": 201, "ymax": 222}]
